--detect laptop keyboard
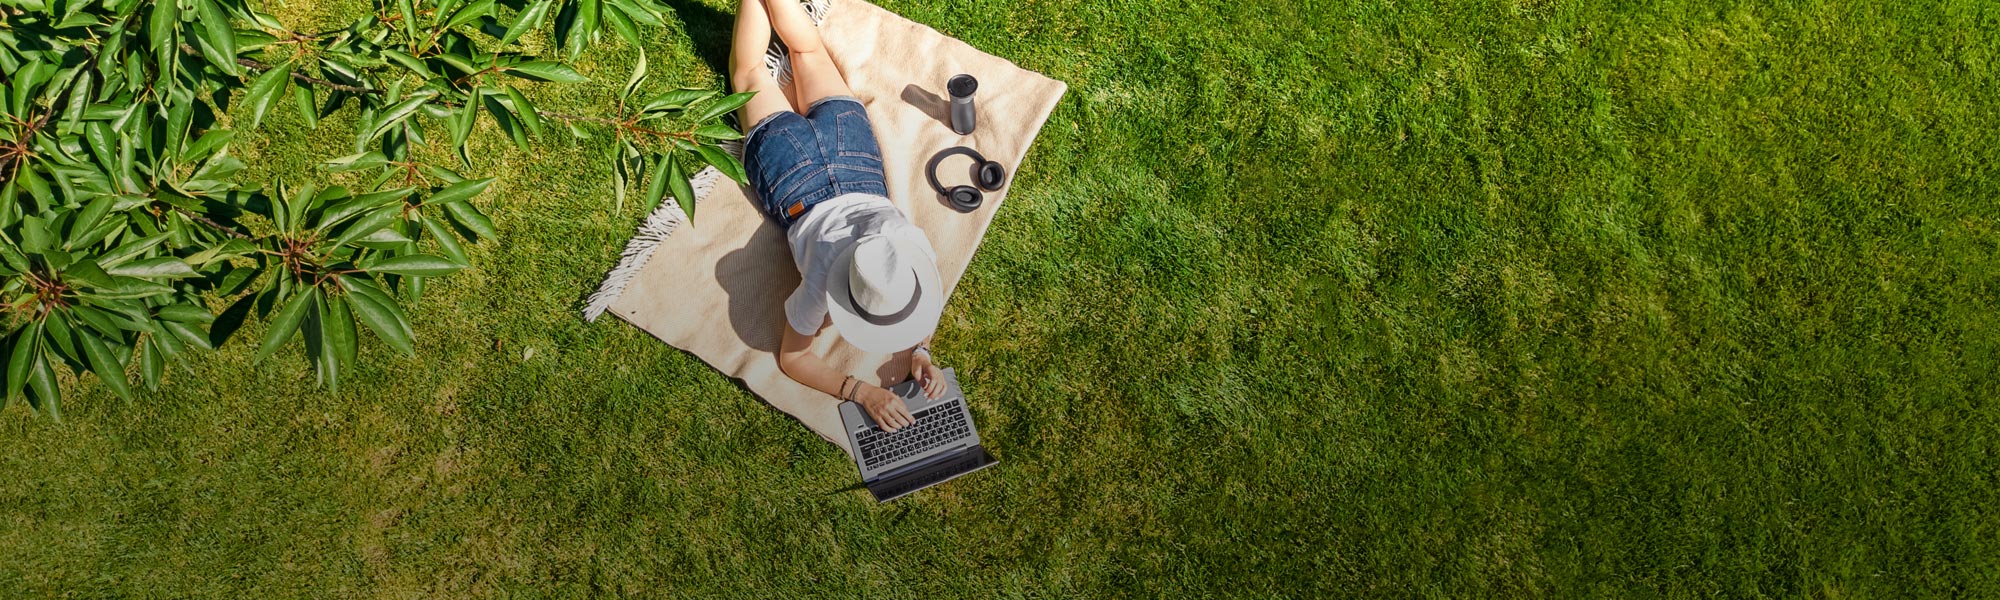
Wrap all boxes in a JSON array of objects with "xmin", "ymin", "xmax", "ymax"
[{"xmin": 857, "ymin": 400, "xmax": 971, "ymax": 470}]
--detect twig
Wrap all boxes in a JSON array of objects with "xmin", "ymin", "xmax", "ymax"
[
  {"xmin": 236, "ymin": 55, "xmax": 379, "ymax": 95},
  {"xmin": 179, "ymin": 45, "xmax": 660, "ymax": 134},
  {"xmin": 166, "ymin": 204, "xmax": 253, "ymax": 240}
]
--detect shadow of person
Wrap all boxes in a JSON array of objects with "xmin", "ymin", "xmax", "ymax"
[
  {"xmin": 660, "ymin": 0, "xmax": 737, "ymax": 79},
  {"xmin": 714, "ymin": 222, "xmax": 795, "ymax": 353},
  {"xmin": 900, "ymin": 83, "xmax": 951, "ymax": 128}
]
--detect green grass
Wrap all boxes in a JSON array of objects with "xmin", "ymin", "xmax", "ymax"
[{"xmin": 4, "ymin": 0, "xmax": 1999, "ymax": 596}]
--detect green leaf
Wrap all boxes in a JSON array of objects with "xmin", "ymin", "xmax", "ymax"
[
  {"xmin": 341, "ymin": 278, "xmax": 415, "ymax": 357},
  {"xmin": 396, "ymin": 0, "xmax": 420, "ymax": 43},
  {"xmin": 435, "ymin": 52, "xmax": 481, "ymax": 76},
  {"xmin": 694, "ymin": 92, "xmax": 758, "ymax": 123},
  {"xmin": 423, "ymin": 177, "xmax": 495, "ymax": 206},
  {"xmin": 72, "ymin": 194, "xmax": 120, "ymax": 239},
  {"xmin": 73, "ymin": 306, "xmax": 128, "ymax": 339},
  {"xmin": 696, "ymin": 143, "xmax": 747, "ymax": 184},
  {"xmin": 28, "ymin": 354, "xmax": 60, "ymax": 420},
  {"xmin": 480, "ymin": 91, "xmax": 530, "ymax": 151},
  {"xmin": 441, "ymin": 200, "xmax": 497, "ymax": 239},
  {"xmin": 421, "ymin": 165, "xmax": 467, "ymax": 184},
  {"xmin": 292, "ymin": 83, "xmax": 319, "ymax": 129},
  {"xmin": 256, "ymin": 286, "xmax": 317, "ymax": 363},
  {"xmin": 243, "ymin": 62, "xmax": 292, "ymax": 129},
  {"xmin": 324, "ymin": 151, "xmax": 392, "ymax": 172},
  {"xmin": 444, "ymin": 0, "xmax": 494, "ymax": 29},
  {"xmin": 498, "ymin": 0, "xmax": 553, "ymax": 47},
  {"xmin": 318, "ymin": 187, "xmax": 412, "ymax": 230},
  {"xmin": 85, "ymin": 121, "xmax": 119, "ymax": 172},
  {"xmin": 106, "ymin": 257, "xmax": 197, "ymax": 279},
  {"xmin": 184, "ymin": 238, "xmax": 257, "ymax": 268},
  {"xmin": 607, "ymin": 0, "xmax": 663, "ymax": 27},
  {"xmin": 64, "ymin": 260, "xmax": 116, "ymax": 289},
  {"xmin": 45, "ymin": 315, "xmax": 80, "ymax": 368},
  {"xmin": 450, "ymin": 91, "xmax": 479, "ymax": 162},
  {"xmin": 158, "ymin": 304, "xmax": 217, "ymax": 324},
  {"xmin": 502, "ymin": 61, "xmax": 588, "ymax": 83},
  {"xmin": 325, "ymin": 293, "xmax": 358, "ymax": 367},
  {"xmin": 622, "ymin": 47, "xmax": 647, "ymax": 101},
  {"xmin": 78, "ymin": 331, "xmax": 133, "ymax": 403},
  {"xmin": 642, "ymin": 88, "xmax": 711, "ymax": 113},
  {"xmin": 565, "ymin": 0, "xmax": 602, "ymax": 60},
  {"xmin": 693, "ymin": 121, "xmax": 745, "ymax": 141},
  {"xmin": 600, "ymin": 1, "xmax": 640, "ymax": 45},
  {"xmin": 181, "ymin": 129, "xmax": 238, "ymax": 164},
  {"xmin": 20, "ymin": 215, "xmax": 56, "ymax": 253},
  {"xmin": 161, "ymin": 320, "xmax": 214, "ymax": 352},
  {"xmin": 331, "ymin": 207, "xmax": 403, "ymax": 248},
  {"xmin": 668, "ymin": 153, "xmax": 696, "ymax": 221},
  {"xmin": 64, "ymin": 70, "xmax": 92, "ymax": 132},
  {"xmin": 364, "ymin": 254, "xmax": 465, "ymax": 277},
  {"xmin": 152, "ymin": 317, "xmax": 188, "ymax": 358},
  {"xmin": 148, "ymin": 0, "xmax": 179, "ymax": 77},
  {"xmin": 8, "ymin": 321, "xmax": 43, "ymax": 403},
  {"xmin": 195, "ymin": 0, "xmax": 241, "ymax": 76},
  {"xmin": 140, "ymin": 337, "xmax": 163, "ymax": 391},
  {"xmin": 98, "ymin": 233, "xmax": 171, "ymax": 267},
  {"xmin": 421, "ymin": 216, "xmax": 469, "ymax": 264},
  {"xmin": 502, "ymin": 86, "xmax": 544, "ymax": 138},
  {"xmin": 381, "ymin": 48, "xmax": 431, "ymax": 78},
  {"xmin": 643, "ymin": 154, "xmax": 671, "ymax": 212},
  {"xmin": 97, "ymin": 277, "xmax": 178, "ymax": 300},
  {"xmin": 366, "ymin": 93, "xmax": 437, "ymax": 143}
]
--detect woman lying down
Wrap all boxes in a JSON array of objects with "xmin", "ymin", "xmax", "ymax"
[{"xmin": 730, "ymin": 0, "xmax": 944, "ymax": 433}]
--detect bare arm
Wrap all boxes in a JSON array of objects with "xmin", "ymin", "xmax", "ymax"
[
  {"xmin": 777, "ymin": 322, "xmax": 848, "ymax": 398},
  {"xmin": 778, "ymin": 321, "xmax": 916, "ymax": 431}
]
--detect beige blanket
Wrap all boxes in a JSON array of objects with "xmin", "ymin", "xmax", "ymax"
[{"xmin": 584, "ymin": 0, "xmax": 1067, "ymax": 455}]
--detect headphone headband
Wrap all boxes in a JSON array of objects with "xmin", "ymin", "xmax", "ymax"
[{"xmin": 926, "ymin": 146, "xmax": 988, "ymax": 197}]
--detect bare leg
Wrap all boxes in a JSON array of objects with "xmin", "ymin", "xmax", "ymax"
[
  {"xmin": 731, "ymin": 0, "xmax": 791, "ymax": 131},
  {"xmin": 762, "ymin": 0, "xmax": 852, "ymax": 110}
]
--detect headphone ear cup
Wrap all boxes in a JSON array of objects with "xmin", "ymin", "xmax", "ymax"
[
  {"xmin": 947, "ymin": 186, "xmax": 983, "ymax": 212},
  {"xmin": 976, "ymin": 161, "xmax": 1008, "ymax": 191}
]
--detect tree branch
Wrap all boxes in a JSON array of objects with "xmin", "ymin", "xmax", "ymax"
[
  {"xmin": 166, "ymin": 204, "xmax": 253, "ymax": 240},
  {"xmin": 238, "ymin": 56, "xmax": 379, "ymax": 95},
  {"xmin": 182, "ymin": 45, "xmax": 639, "ymax": 132}
]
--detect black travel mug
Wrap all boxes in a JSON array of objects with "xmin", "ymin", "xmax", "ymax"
[{"xmin": 948, "ymin": 74, "xmax": 978, "ymax": 135}]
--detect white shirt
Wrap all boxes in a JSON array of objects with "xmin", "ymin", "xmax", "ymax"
[{"xmin": 784, "ymin": 193, "xmax": 939, "ymax": 336}]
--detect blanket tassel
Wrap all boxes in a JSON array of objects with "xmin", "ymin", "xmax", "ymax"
[{"xmin": 583, "ymin": 165, "xmax": 729, "ymax": 322}]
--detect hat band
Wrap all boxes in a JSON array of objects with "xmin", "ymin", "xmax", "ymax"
[{"xmin": 847, "ymin": 271, "xmax": 923, "ymax": 326}]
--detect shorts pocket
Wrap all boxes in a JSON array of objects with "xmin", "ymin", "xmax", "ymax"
[
  {"xmin": 832, "ymin": 110, "xmax": 884, "ymax": 162},
  {"xmin": 748, "ymin": 125, "xmax": 812, "ymax": 206}
]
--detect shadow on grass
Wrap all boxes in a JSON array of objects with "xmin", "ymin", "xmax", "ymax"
[{"xmin": 662, "ymin": 0, "xmax": 735, "ymax": 79}]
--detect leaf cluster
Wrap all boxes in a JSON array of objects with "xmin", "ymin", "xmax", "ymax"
[{"xmin": 0, "ymin": 0, "xmax": 746, "ymax": 416}]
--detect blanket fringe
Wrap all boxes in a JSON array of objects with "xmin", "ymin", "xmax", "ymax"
[
  {"xmin": 583, "ymin": 164, "xmax": 730, "ymax": 322},
  {"xmin": 589, "ymin": 0, "xmax": 824, "ymax": 322}
]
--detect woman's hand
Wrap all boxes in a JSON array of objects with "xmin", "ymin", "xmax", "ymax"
[
  {"xmin": 910, "ymin": 352, "xmax": 946, "ymax": 399},
  {"xmin": 857, "ymin": 384, "xmax": 915, "ymax": 432}
]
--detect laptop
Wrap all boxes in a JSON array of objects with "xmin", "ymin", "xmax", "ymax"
[{"xmin": 839, "ymin": 367, "xmax": 998, "ymax": 502}]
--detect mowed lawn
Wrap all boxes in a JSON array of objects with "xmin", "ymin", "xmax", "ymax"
[{"xmin": 4, "ymin": 0, "xmax": 1998, "ymax": 596}]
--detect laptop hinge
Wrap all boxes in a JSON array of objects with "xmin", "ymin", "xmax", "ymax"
[{"xmin": 866, "ymin": 445, "xmax": 998, "ymax": 502}]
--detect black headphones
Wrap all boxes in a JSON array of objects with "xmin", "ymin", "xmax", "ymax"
[{"xmin": 926, "ymin": 146, "xmax": 1007, "ymax": 213}]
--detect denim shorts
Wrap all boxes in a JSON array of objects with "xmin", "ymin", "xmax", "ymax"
[{"xmin": 743, "ymin": 96, "xmax": 890, "ymax": 229}]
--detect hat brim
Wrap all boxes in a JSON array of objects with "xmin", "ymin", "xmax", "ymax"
[{"xmin": 824, "ymin": 238, "xmax": 944, "ymax": 354}]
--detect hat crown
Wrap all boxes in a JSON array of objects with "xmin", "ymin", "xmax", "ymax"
[{"xmin": 848, "ymin": 236, "xmax": 918, "ymax": 316}]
